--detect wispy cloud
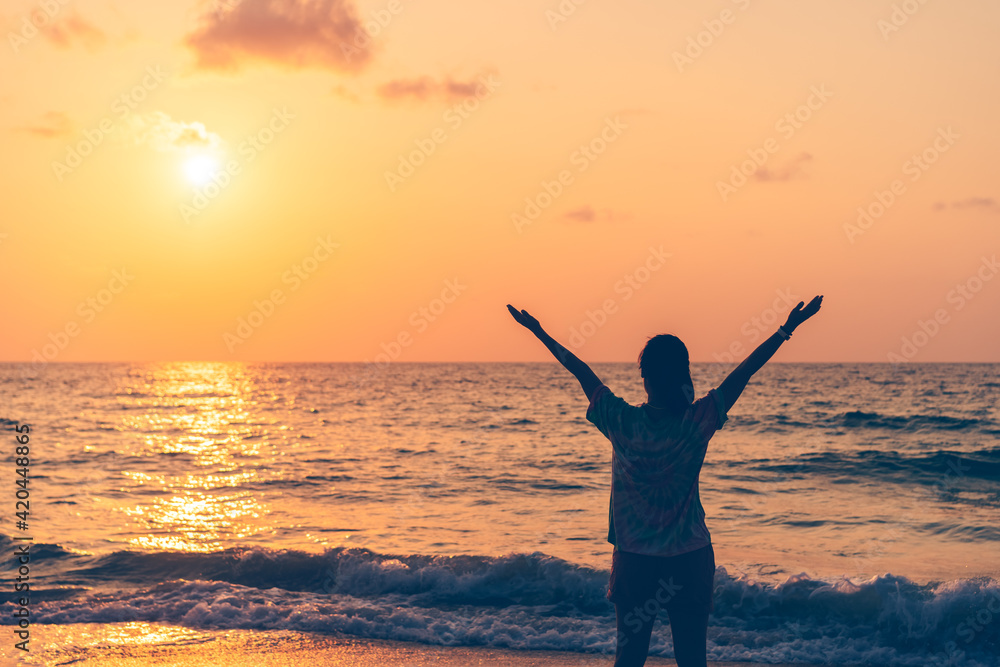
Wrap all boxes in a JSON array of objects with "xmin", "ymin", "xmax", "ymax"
[
  {"xmin": 16, "ymin": 111, "xmax": 73, "ymax": 139},
  {"xmin": 123, "ymin": 112, "xmax": 222, "ymax": 152},
  {"xmin": 754, "ymin": 152, "xmax": 813, "ymax": 182},
  {"xmin": 331, "ymin": 84, "xmax": 362, "ymax": 103},
  {"xmin": 563, "ymin": 206, "xmax": 630, "ymax": 223},
  {"xmin": 376, "ymin": 75, "xmax": 491, "ymax": 103},
  {"xmin": 184, "ymin": 0, "xmax": 373, "ymax": 73},
  {"xmin": 933, "ymin": 197, "xmax": 997, "ymax": 211},
  {"xmin": 40, "ymin": 12, "xmax": 107, "ymax": 52}
]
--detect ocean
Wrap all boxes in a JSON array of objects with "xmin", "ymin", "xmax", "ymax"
[{"xmin": 1, "ymin": 362, "xmax": 998, "ymax": 665}]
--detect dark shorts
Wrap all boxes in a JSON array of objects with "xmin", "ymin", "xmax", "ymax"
[{"xmin": 607, "ymin": 543, "xmax": 716, "ymax": 613}]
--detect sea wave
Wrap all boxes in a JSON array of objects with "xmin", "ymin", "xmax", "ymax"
[
  {"xmin": 742, "ymin": 447, "xmax": 1000, "ymax": 485},
  {"xmin": 834, "ymin": 410, "xmax": 985, "ymax": 432},
  {"xmin": 2, "ymin": 538, "xmax": 997, "ymax": 666}
]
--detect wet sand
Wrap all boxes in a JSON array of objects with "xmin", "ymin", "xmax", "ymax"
[{"xmin": 2, "ymin": 624, "xmax": 811, "ymax": 667}]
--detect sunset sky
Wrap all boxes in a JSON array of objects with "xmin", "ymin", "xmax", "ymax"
[{"xmin": 2, "ymin": 0, "xmax": 998, "ymax": 363}]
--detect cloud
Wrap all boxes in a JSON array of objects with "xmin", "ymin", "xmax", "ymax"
[
  {"xmin": 40, "ymin": 12, "xmax": 107, "ymax": 52},
  {"xmin": 934, "ymin": 197, "xmax": 997, "ymax": 211},
  {"xmin": 16, "ymin": 111, "xmax": 74, "ymax": 139},
  {"xmin": 959, "ymin": 197, "xmax": 996, "ymax": 208},
  {"xmin": 754, "ymin": 152, "xmax": 813, "ymax": 182},
  {"xmin": 565, "ymin": 206, "xmax": 596, "ymax": 222},
  {"xmin": 123, "ymin": 112, "xmax": 223, "ymax": 152},
  {"xmin": 184, "ymin": 0, "xmax": 374, "ymax": 73},
  {"xmin": 563, "ymin": 206, "xmax": 630, "ymax": 223},
  {"xmin": 376, "ymin": 75, "xmax": 493, "ymax": 103},
  {"xmin": 331, "ymin": 84, "xmax": 362, "ymax": 103}
]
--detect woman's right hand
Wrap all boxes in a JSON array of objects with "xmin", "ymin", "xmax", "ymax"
[
  {"xmin": 783, "ymin": 295, "xmax": 823, "ymax": 333},
  {"xmin": 507, "ymin": 304, "xmax": 544, "ymax": 336}
]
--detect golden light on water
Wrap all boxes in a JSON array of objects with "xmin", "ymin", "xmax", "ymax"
[
  {"xmin": 111, "ymin": 363, "xmax": 281, "ymax": 552},
  {"xmin": 122, "ymin": 470, "xmax": 262, "ymax": 490},
  {"xmin": 124, "ymin": 492, "xmax": 265, "ymax": 553}
]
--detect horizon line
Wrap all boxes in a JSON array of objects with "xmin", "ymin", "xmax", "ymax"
[{"xmin": 2, "ymin": 360, "xmax": 998, "ymax": 365}]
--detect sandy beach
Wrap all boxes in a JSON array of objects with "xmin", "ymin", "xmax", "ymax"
[{"xmin": 5, "ymin": 624, "xmax": 808, "ymax": 667}]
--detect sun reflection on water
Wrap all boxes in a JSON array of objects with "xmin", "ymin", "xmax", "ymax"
[{"xmin": 111, "ymin": 362, "xmax": 279, "ymax": 552}]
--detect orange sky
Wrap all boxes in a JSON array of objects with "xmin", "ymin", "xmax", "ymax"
[{"xmin": 1, "ymin": 0, "xmax": 998, "ymax": 363}]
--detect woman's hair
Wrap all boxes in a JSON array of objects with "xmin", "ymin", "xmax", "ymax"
[{"xmin": 638, "ymin": 334, "xmax": 695, "ymax": 415}]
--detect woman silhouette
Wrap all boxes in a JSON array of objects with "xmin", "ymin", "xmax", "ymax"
[{"xmin": 507, "ymin": 295, "xmax": 823, "ymax": 667}]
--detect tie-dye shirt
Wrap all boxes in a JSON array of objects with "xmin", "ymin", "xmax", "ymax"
[{"xmin": 586, "ymin": 384, "xmax": 728, "ymax": 557}]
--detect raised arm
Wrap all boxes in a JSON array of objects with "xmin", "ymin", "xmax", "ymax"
[
  {"xmin": 717, "ymin": 295, "xmax": 823, "ymax": 413},
  {"xmin": 507, "ymin": 304, "xmax": 603, "ymax": 401}
]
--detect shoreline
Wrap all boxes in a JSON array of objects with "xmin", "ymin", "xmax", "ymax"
[{"xmin": 5, "ymin": 624, "xmax": 814, "ymax": 667}]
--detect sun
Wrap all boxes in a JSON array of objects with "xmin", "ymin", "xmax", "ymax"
[{"xmin": 182, "ymin": 153, "xmax": 220, "ymax": 186}]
